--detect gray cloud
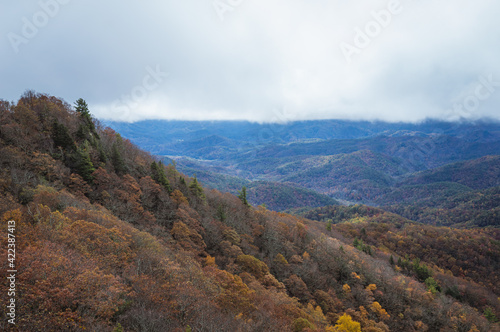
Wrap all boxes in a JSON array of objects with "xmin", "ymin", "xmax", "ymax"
[{"xmin": 1, "ymin": 0, "xmax": 500, "ymax": 123}]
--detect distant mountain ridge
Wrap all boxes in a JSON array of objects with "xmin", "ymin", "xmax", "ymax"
[
  {"xmin": 398, "ymin": 155, "xmax": 500, "ymax": 190},
  {"xmin": 107, "ymin": 119, "xmax": 500, "ymax": 217},
  {"xmin": 106, "ymin": 119, "xmax": 500, "ymax": 156}
]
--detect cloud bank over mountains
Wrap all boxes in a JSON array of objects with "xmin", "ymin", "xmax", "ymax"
[{"xmin": 2, "ymin": 0, "xmax": 500, "ymax": 123}]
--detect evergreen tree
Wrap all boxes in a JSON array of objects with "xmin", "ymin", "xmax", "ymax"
[
  {"xmin": 389, "ymin": 255, "xmax": 395, "ymax": 266},
  {"xmin": 425, "ymin": 277, "xmax": 440, "ymax": 294},
  {"xmin": 484, "ymin": 307, "xmax": 498, "ymax": 323},
  {"xmin": 413, "ymin": 260, "xmax": 432, "ymax": 281},
  {"xmin": 52, "ymin": 120, "xmax": 75, "ymax": 151},
  {"xmin": 97, "ymin": 141, "xmax": 107, "ymax": 163},
  {"xmin": 189, "ymin": 176, "xmax": 205, "ymax": 199},
  {"xmin": 238, "ymin": 186, "xmax": 249, "ymax": 206},
  {"xmin": 111, "ymin": 143, "xmax": 127, "ymax": 175},
  {"xmin": 151, "ymin": 161, "xmax": 172, "ymax": 192},
  {"xmin": 353, "ymin": 238, "xmax": 372, "ymax": 255},
  {"xmin": 75, "ymin": 98, "xmax": 91, "ymax": 117},
  {"xmin": 179, "ymin": 176, "xmax": 187, "ymax": 186},
  {"xmin": 151, "ymin": 161, "xmax": 159, "ymax": 175},
  {"xmin": 216, "ymin": 204, "xmax": 227, "ymax": 222},
  {"xmin": 74, "ymin": 98, "xmax": 97, "ymax": 140},
  {"xmin": 74, "ymin": 142, "xmax": 95, "ymax": 182}
]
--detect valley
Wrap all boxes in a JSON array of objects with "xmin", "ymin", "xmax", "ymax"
[
  {"xmin": 1, "ymin": 93, "xmax": 499, "ymax": 331},
  {"xmin": 108, "ymin": 120, "xmax": 500, "ymax": 227}
]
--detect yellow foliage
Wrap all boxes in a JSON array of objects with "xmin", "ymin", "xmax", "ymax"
[
  {"xmin": 351, "ymin": 272, "xmax": 361, "ymax": 280},
  {"xmin": 334, "ymin": 313, "xmax": 361, "ymax": 332},
  {"xmin": 303, "ymin": 251, "xmax": 311, "ymax": 260},
  {"xmin": 275, "ymin": 253, "xmax": 289, "ymax": 265},
  {"xmin": 359, "ymin": 306, "xmax": 369, "ymax": 319},
  {"xmin": 205, "ymin": 255, "xmax": 216, "ymax": 267},
  {"xmin": 2, "ymin": 209, "xmax": 23, "ymax": 223},
  {"xmin": 305, "ymin": 303, "xmax": 327, "ymax": 325},
  {"xmin": 366, "ymin": 284, "xmax": 377, "ymax": 291},
  {"xmin": 370, "ymin": 302, "xmax": 390, "ymax": 320},
  {"xmin": 343, "ymin": 284, "xmax": 351, "ymax": 293}
]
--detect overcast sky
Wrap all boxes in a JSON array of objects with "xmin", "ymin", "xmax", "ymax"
[{"xmin": 2, "ymin": 0, "xmax": 500, "ymax": 123}]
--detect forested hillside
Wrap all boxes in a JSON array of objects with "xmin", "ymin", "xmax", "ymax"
[
  {"xmin": 296, "ymin": 205, "xmax": 500, "ymax": 297},
  {"xmin": 384, "ymin": 186, "xmax": 500, "ymax": 227},
  {"xmin": 107, "ymin": 119, "xmax": 500, "ymax": 212},
  {"xmin": 1, "ymin": 92, "xmax": 499, "ymax": 331}
]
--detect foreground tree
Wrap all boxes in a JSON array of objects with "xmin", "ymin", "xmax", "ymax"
[{"xmin": 238, "ymin": 186, "xmax": 249, "ymax": 206}]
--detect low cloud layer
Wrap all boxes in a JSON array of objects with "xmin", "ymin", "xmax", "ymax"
[{"xmin": 2, "ymin": 0, "xmax": 500, "ymax": 123}]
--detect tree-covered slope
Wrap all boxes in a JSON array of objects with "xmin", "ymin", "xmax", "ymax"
[
  {"xmin": 398, "ymin": 155, "xmax": 500, "ymax": 190},
  {"xmin": 0, "ymin": 92, "xmax": 498, "ymax": 331}
]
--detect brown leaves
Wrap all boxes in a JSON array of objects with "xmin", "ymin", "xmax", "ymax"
[
  {"xmin": 236, "ymin": 255, "xmax": 270, "ymax": 280},
  {"xmin": 68, "ymin": 267, "xmax": 129, "ymax": 319},
  {"xmin": 171, "ymin": 221, "xmax": 207, "ymax": 255},
  {"xmin": 204, "ymin": 266, "xmax": 256, "ymax": 315},
  {"xmin": 63, "ymin": 220, "xmax": 133, "ymax": 271}
]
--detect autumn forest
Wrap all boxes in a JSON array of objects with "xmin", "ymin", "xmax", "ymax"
[{"xmin": 0, "ymin": 92, "xmax": 499, "ymax": 331}]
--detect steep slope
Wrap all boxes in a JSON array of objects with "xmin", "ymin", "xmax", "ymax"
[
  {"xmin": 0, "ymin": 93, "xmax": 498, "ymax": 331},
  {"xmin": 296, "ymin": 205, "xmax": 500, "ymax": 300}
]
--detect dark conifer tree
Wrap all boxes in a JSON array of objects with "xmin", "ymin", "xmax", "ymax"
[
  {"xmin": 189, "ymin": 175, "xmax": 205, "ymax": 199},
  {"xmin": 238, "ymin": 186, "xmax": 249, "ymax": 207},
  {"xmin": 52, "ymin": 120, "xmax": 75, "ymax": 151},
  {"xmin": 111, "ymin": 143, "xmax": 127, "ymax": 175},
  {"xmin": 74, "ymin": 142, "xmax": 95, "ymax": 182},
  {"xmin": 151, "ymin": 161, "xmax": 172, "ymax": 193}
]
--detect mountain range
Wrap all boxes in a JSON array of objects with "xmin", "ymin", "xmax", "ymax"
[
  {"xmin": 1, "ymin": 92, "xmax": 499, "ymax": 331},
  {"xmin": 108, "ymin": 119, "xmax": 500, "ymax": 224}
]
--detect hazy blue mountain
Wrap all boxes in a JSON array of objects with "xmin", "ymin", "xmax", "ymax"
[{"xmin": 107, "ymin": 119, "xmax": 500, "ymax": 211}]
